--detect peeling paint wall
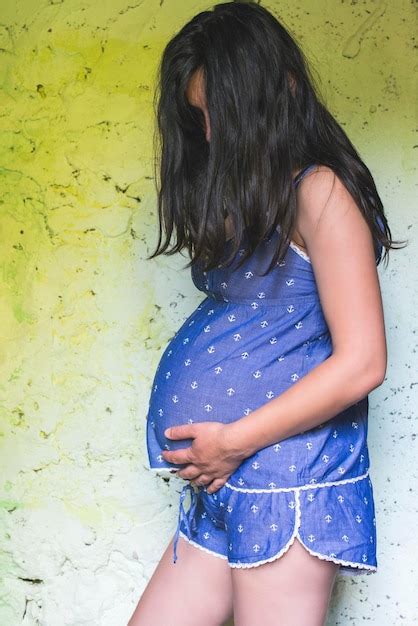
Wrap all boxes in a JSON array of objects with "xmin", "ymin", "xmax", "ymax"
[{"xmin": 0, "ymin": 1, "xmax": 415, "ymax": 625}]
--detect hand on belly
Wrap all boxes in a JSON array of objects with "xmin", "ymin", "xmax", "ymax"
[{"xmin": 161, "ymin": 421, "xmax": 248, "ymax": 494}]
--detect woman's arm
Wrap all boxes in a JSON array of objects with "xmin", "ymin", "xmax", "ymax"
[{"xmin": 224, "ymin": 167, "xmax": 387, "ymax": 457}]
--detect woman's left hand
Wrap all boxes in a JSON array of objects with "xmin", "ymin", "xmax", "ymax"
[{"xmin": 161, "ymin": 422, "xmax": 248, "ymax": 494}]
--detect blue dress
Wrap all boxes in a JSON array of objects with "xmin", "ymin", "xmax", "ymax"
[{"xmin": 146, "ymin": 164, "xmax": 384, "ymax": 576}]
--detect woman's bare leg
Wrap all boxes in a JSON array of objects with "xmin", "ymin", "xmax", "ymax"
[
  {"xmin": 128, "ymin": 534, "xmax": 234, "ymax": 626},
  {"xmin": 231, "ymin": 537, "xmax": 339, "ymax": 626}
]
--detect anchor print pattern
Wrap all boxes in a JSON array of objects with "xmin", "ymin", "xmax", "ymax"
[{"xmin": 146, "ymin": 164, "xmax": 385, "ymax": 576}]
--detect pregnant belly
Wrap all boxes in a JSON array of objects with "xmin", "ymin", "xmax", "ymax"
[{"xmin": 146, "ymin": 298, "xmax": 327, "ymax": 470}]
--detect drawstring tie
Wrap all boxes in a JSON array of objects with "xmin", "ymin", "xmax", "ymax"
[{"xmin": 172, "ymin": 482, "xmax": 200, "ymax": 564}]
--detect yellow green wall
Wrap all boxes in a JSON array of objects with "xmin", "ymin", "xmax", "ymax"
[{"xmin": 0, "ymin": 1, "xmax": 415, "ymax": 624}]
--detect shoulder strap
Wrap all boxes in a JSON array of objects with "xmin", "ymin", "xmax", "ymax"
[{"xmin": 293, "ymin": 164, "xmax": 317, "ymax": 187}]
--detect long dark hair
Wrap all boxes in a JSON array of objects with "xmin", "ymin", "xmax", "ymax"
[{"xmin": 147, "ymin": 1, "xmax": 404, "ymax": 275}]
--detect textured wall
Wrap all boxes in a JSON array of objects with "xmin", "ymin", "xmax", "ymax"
[{"xmin": 0, "ymin": 1, "xmax": 415, "ymax": 625}]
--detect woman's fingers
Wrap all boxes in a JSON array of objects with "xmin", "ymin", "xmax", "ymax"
[{"xmin": 205, "ymin": 477, "xmax": 227, "ymax": 494}]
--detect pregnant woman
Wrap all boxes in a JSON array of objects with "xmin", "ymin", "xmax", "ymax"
[{"xmin": 129, "ymin": 3, "xmax": 394, "ymax": 625}]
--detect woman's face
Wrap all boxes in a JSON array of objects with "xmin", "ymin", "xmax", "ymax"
[{"xmin": 185, "ymin": 68, "xmax": 211, "ymax": 142}]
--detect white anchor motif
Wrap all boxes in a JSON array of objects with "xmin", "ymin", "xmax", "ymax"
[
  {"xmin": 273, "ymin": 443, "xmax": 281, "ymax": 452},
  {"xmin": 238, "ymin": 524, "xmax": 244, "ymax": 533},
  {"xmin": 324, "ymin": 514, "xmax": 332, "ymax": 523},
  {"xmin": 291, "ymin": 373, "xmax": 299, "ymax": 381},
  {"xmin": 204, "ymin": 404, "xmax": 213, "ymax": 412},
  {"xmin": 268, "ymin": 482, "xmax": 277, "ymax": 488},
  {"xmin": 184, "ymin": 359, "xmax": 191, "ymax": 366},
  {"xmin": 307, "ymin": 493, "xmax": 315, "ymax": 502},
  {"xmin": 250, "ymin": 301, "xmax": 259, "ymax": 309},
  {"xmin": 266, "ymin": 390, "xmax": 274, "ymax": 399},
  {"xmin": 228, "ymin": 314, "xmax": 236, "ymax": 322},
  {"xmin": 204, "ymin": 325, "xmax": 211, "ymax": 333},
  {"xmin": 278, "ymin": 259, "xmax": 286, "ymax": 266},
  {"xmin": 288, "ymin": 501, "xmax": 296, "ymax": 510},
  {"xmin": 363, "ymin": 497, "xmax": 368, "ymax": 505},
  {"xmin": 214, "ymin": 366, "xmax": 222, "ymax": 374},
  {"xmin": 190, "ymin": 381, "xmax": 198, "ymax": 389},
  {"xmin": 187, "ymin": 418, "xmax": 194, "ymax": 424},
  {"xmin": 278, "ymin": 355, "xmax": 285, "ymax": 361},
  {"xmin": 164, "ymin": 443, "xmax": 171, "ymax": 449},
  {"xmin": 352, "ymin": 421, "xmax": 359, "ymax": 429},
  {"xmin": 294, "ymin": 321, "xmax": 303, "ymax": 329},
  {"xmin": 250, "ymin": 504, "xmax": 259, "ymax": 513},
  {"xmin": 227, "ymin": 505, "xmax": 233, "ymax": 513},
  {"xmin": 158, "ymin": 408, "xmax": 164, "ymax": 416},
  {"xmin": 257, "ymin": 292, "xmax": 266, "ymax": 299},
  {"xmin": 167, "ymin": 349, "xmax": 173, "ymax": 356},
  {"xmin": 253, "ymin": 370, "xmax": 262, "ymax": 379},
  {"xmin": 332, "ymin": 430, "xmax": 338, "ymax": 438},
  {"xmin": 201, "ymin": 512, "xmax": 207, "ymax": 518},
  {"xmin": 150, "ymin": 421, "xmax": 155, "ymax": 428},
  {"xmin": 360, "ymin": 454, "xmax": 364, "ymax": 462},
  {"xmin": 308, "ymin": 478, "xmax": 318, "ymax": 484},
  {"xmin": 165, "ymin": 371, "xmax": 172, "ymax": 379},
  {"xmin": 153, "ymin": 384, "xmax": 158, "ymax": 392},
  {"xmin": 245, "ymin": 271, "xmax": 253, "ymax": 279},
  {"xmin": 362, "ymin": 554, "xmax": 368, "ymax": 562},
  {"xmin": 270, "ymin": 523, "xmax": 278, "ymax": 531},
  {"xmin": 270, "ymin": 337, "xmax": 277, "ymax": 344},
  {"xmin": 287, "ymin": 304, "xmax": 295, "ymax": 313},
  {"xmin": 260, "ymin": 320, "xmax": 268, "ymax": 327},
  {"xmin": 220, "ymin": 282, "xmax": 228, "ymax": 289},
  {"xmin": 172, "ymin": 395, "xmax": 179, "ymax": 403},
  {"xmin": 322, "ymin": 454, "xmax": 330, "ymax": 463},
  {"xmin": 337, "ymin": 466, "xmax": 346, "ymax": 474},
  {"xmin": 289, "ymin": 465, "xmax": 296, "ymax": 472},
  {"xmin": 252, "ymin": 461, "xmax": 260, "ymax": 470},
  {"xmin": 156, "ymin": 454, "xmax": 164, "ymax": 463},
  {"xmin": 329, "ymin": 552, "xmax": 337, "ymax": 558},
  {"xmin": 203, "ymin": 532, "xmax": 210, "ymax": 539},
  {"xmin": 349, "ymin": 444, "xmax": 355, "ymax": 452},
  {"xmin": 207, "ymin": 345, "xmax": 215, "ymax": 353},
  {"xmin": 241, "ymin": 352, "xmax": 249, "ymax": 359},
  {"xmin": 208, "ymin": 309, "xmax": 214, "ymax": 315},
  {"xmin": 307, "ymin": 534, "xmax": 316, "ymax": 542},
  {"xmin": 306, "ymin": 442, "xmax": 313, "ymax": 450},
  {"xmin": 286, "ymin": 278, "xmax": 295, "ymax": 286},
  {"xmin": 182, "ymin": 337, "xmax": 190, "ymax": 344},
  {"xmin": 227, "ymin": 388, "xmax": 235, "ymax": 396},
  {"xmin": 244, "ymin": 408, "xmax": 251, "ymax": 415},
  {"xmin": 355, "ymin": 515, "xmax": 362, "ymax": 523},
  {"xmin": 188, "ymin": 320, "xmax": 195, "ymax": 326},
  {"xmin": 233, "ymin": 333, "xmax": 242, "ymax": 341},
  {"xmin": 239, "ymin": 248, "xmax": 246, "ymax": 256},
  {"xmin": 238, "ymin": 477, "xmax": 245, "ymax": 485},
  {"xmin": 337, "ymin": 495, "xmax": 344, "ymax": 503},
  {"xmin": 342, "ymin": 535, "xmax": 349, "ymax": 543},
  {"xmin": 229, "ymin": 542, "xmax": 233, "ymax": 550},
  {"xmin": 253, "ymin": 544, "xmax": 261, "ymax": 553}
]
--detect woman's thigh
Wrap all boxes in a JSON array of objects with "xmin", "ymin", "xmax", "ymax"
[
  {"xmin": 231, "ymin": 537, "xmax": 340, "ymax": 626},
  {"xmin": 128, "ymin": 534, "xmax": 234, "ymax": 626}
]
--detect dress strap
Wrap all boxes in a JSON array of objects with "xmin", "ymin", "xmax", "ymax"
[{"xmin": 293, "ymin": 164, "xmax": 317, "ymax": 187}]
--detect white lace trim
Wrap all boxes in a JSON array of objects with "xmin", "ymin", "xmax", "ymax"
[
  {"xmin": 224, "ymin": 470, "xmax": 369, "ymax": 493},
  {"xmin": 179, "ymin": 490, "xmax": 377, "ymax": 574},
  {"xmin": 178, "ymin": 530, "xmax": 228, "ymax": 560},
  {"xmin": 289, "ymin": 240, "xmax": 311, "ymax": 264}
]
